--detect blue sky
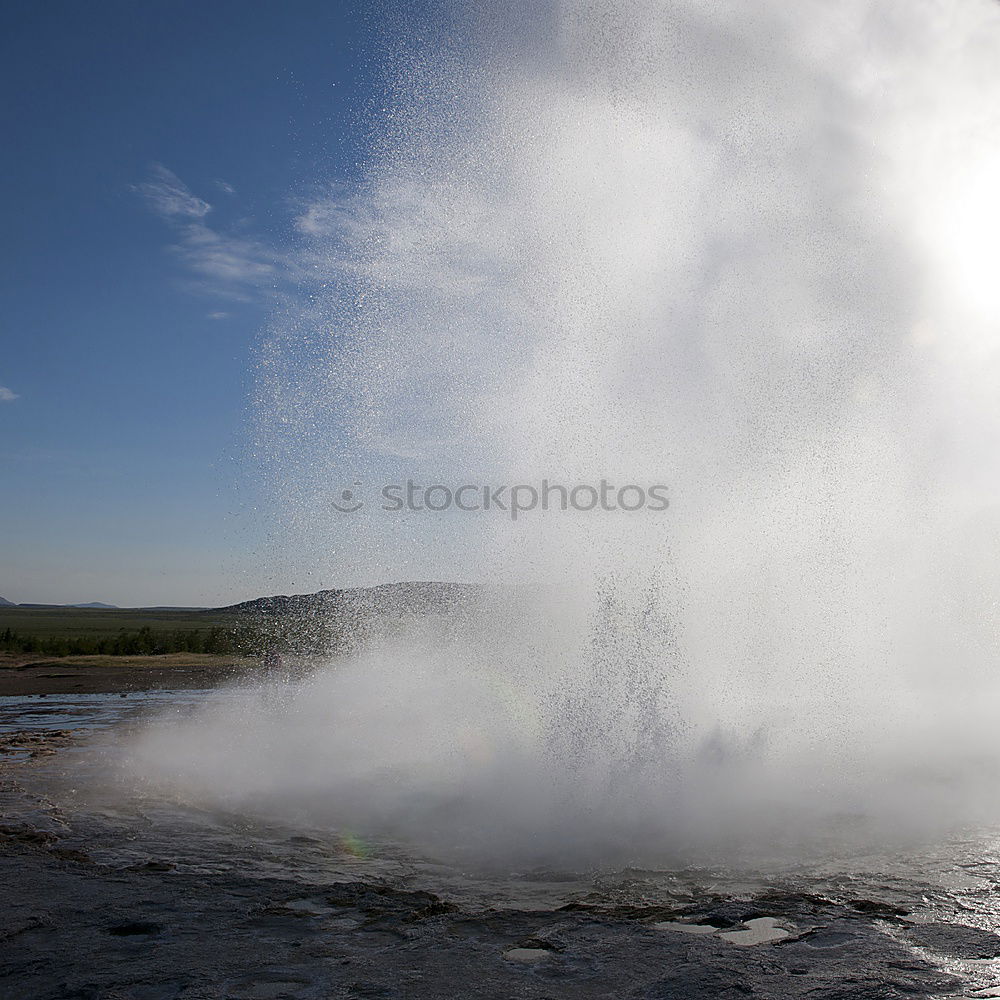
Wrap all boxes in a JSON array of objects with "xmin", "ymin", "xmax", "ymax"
[{"xmin": 1, "ymin": 1, "xmax": 383, "ymax": 607}]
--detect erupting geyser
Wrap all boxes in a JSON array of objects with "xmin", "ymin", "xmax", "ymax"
[{"xmin": 133, "ymin": 0, "xmax": 1000, "ymax": 864}]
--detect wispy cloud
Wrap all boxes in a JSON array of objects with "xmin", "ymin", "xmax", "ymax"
[
  {"xmin": 136, "ymin": 164, "xmax": 278, "ymax": 302},
  {"xmin": 207, "ymin": 311, "xmax": 231, "ymax": 320},
  {"xmin": 215, "ymin": 180, "xmax": 237, "ymax": 196},
  {"xmin": 295, "ymin": 199, "xmax": 350, "ymax": 237},
  {"xmin": 170, "ymin": 223, "xmax": 276, "ymax": 301},
  {"xmin": 0, "ymin": 386, "xmax": 20, "ymax": 402},
  {"xmin": 135, "ymin": 164, "xmax": 211, "ymax": 220}
]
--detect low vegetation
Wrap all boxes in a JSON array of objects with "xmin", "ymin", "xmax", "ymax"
[
  {"xmin": 0, "ymin": 606, "xmax": 364, "ymax": 660},
  {"xmin": 0, "ymin": 625, "xmax": 241, "ymax": 658}
]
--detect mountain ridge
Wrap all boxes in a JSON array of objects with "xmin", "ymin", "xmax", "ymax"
[
  {"xmin": 3, "ymin": 582, "xmax": 476, "ymax": 615},
  {"xmin": 213, "ymin": 581, "xmax": 478, "ymax": 616}
]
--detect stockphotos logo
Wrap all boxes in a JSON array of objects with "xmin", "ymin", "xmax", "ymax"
[{"xmin": 332, "ymin": 479, "xmax": 669, "ymax": 520}]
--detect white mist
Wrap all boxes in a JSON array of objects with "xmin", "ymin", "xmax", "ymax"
[{"xmin": 131, "ymin": 0, "xmax": 1000, "ymax": 864}]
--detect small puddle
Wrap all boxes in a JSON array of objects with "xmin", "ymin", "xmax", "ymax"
[
  {"xmin": 719, "ymin": 917, "xmax": 791, "ymax": 946},
  {"xmin": 503, "ymin": 948, "xmax": 552, "ymax": 964},
  {"xmin": 653, "ymin": 921, "xmax": 720, "ymax": 935}
]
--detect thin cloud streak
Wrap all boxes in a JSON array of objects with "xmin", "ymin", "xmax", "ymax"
[
  {"xmin": 136, "ymin": 164, "xmax": 279, "ymax": 302},
  {"xmin": 135, "ymin": 164, "xmax": 211, "ymax": 220}
]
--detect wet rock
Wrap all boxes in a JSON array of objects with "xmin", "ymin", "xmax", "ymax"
[
  {"xmin": 631, "ymin": 967, "xmax": 758, "ymax": 998},
  {"xmin": 849, "ymin": 898, "xmax": 910, "ymax": 918},
  {"xmin": 518, "ymin": 868, "xmax": 582, "ymax": 883},
  {"xmin": 515, "ymin": 935, "xmax": 565, "ymax": 952},
  {"xmin": 0, "ymin": 911, "xmax": 55, "ymax": 940},
  {"xmin": 128, "ymin": 859, "xmax": 175, "ymax": 872},
  {"xmin": 228, "ymin": 977, "xmax": 312, "ymax": 998},
  {"xmin": 345, "ymin": 982, "xmax": 396, "ymax": 998},
  {"xmin": 905, "ymin": 922, "xmax": 1000, "ymax": 959},
  {"xmin": 0, "ymin": 846, "xmax": 969, "ymax": 1000},
  {"xmin": 277, "ymin": 898, "xmax": 336, "ymax": 917},
  {"xmin": 49, "ymin": 847, "xmax": 92, "ymax": 863},
  {"xmin": 503, "ymin": 947, "xmax": 553, "ymax": 964},
  {"xmin": 0, "ymin": 823, "xmax": 58, "ymax": 845},
  {"xmin": 799, "ymin": 928, "xmax": 861, "ymax": 949},
  {"xmin": 557, "ymin": 900, "xmax": 684, "ymax": 922},
  {"xmin": 0, "ymin": 728, "xmax": 76, "ymax": 759},
  {"xmin": 323, "ymin": 882, "xmax": 458, "ymax": 923},
  {"xmin": 107, "ymin": 921, "xmax": 163, "ymax": 936}
]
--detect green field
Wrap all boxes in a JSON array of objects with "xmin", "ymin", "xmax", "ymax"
[
  {"xmin": 0, "ymin": 604, "xmax": 344, "ymax": 659},
  {"xmin": 0, "ymin": 606, "xmax": 233, "ymax": 638}
]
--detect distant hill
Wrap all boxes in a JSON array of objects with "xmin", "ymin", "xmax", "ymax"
[
  {"xmin": 140, "ymin": 606, "xmax": 209, "ymax": 612},
  {"xmin": 0, "ymin": 583, "xmax": 475, "ymax": 658},
  {"xmin": 5, "ymin": 583, "xmax": 472, "ymax": 618},
  {"xmin": 214, "ymin": 581, "xmax": 477, "ymax": 617},
  {"xmin": 17, "ymin": 602, "xmax": 119, "ymax": 609}
]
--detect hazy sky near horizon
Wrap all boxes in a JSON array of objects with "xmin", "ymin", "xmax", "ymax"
[{"xmin": 1, "ymin": 1, "xmax": 384, "ymax": 607}]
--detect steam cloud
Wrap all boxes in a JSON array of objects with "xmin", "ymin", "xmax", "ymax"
[{"xmin": 131, "ymin": 0, "xmax": 1000, "ymax": 864}]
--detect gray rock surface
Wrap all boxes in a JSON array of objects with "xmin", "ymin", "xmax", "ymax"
[{"xmin": 0, "ymin": 841, "xmax": 966, "ymax": 1000}]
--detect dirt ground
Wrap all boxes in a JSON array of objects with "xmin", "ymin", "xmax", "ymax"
[{"xmin": 0, "ymin": 653, "xmax": 259, "ymax": 696}]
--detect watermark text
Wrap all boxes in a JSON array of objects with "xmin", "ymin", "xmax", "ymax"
[{"xmin": 332, "ymin": 479, "xmax": 669, "ymax": 520}]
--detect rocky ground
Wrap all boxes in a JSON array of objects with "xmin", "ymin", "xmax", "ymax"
[
  {"xmin": 0, "ymin": 654, "xmax": 261, "ymax": 696},
  {"xmin": 0, "ymin": 827, "xmax": 983, "ymax": 1000},
  {"xmin": 3, "ymin": 724, "xmax": 1000, "ymax": 999}
]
